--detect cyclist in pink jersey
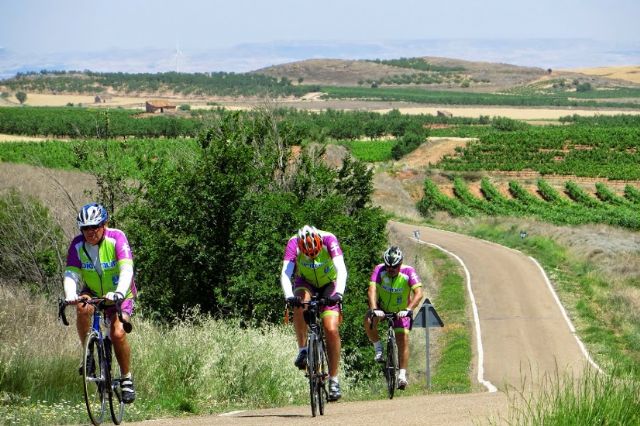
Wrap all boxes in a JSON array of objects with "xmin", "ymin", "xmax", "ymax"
[
  {"xmin": 365, "ymin": 246, "xmax": 423, "ymax": 390},
  {"xmin": 280, "ymin": 225, "xmax": 347, "ymax": 401},
  {"xmin": 63, "ymin": 203, "xmax": 137, "ymax": 403}
]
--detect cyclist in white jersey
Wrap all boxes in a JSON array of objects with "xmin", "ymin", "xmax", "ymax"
[
  {"xmin": 365, "ymin": 246, "xmax": 423, "ymax": 390},
  {"xmin": 280, "ymin": 225, "xmax": 347, "ymax": 401}
]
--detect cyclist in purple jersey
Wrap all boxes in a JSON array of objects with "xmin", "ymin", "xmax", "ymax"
[
  {"xmin": 281, "ymin": 225, "xmax": 347, "ymax": 401},
  {"xmin": 63, "ymin": 203, "xmax": 137, "ymax": 403},
  {"xmin": 365, "ymin": 246, "xmax": 423, "ymax": 390}
]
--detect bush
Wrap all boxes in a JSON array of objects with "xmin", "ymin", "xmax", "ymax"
[
  {"xmin": 0, "ymin": 190, "xmax": 66, "ymax": 294},
  {"xmin": 391, "ymin": 132, "xmax": 425, "ymax": 160},
  {"xmin": 491, "ymin": 116, "xmax": 529, "ymax": 131},
  {"xmin": 576, "ymin": 82, "xmax": 592, "ymax": 92},
  {"xmin": 15, "ymin": 91, "xmax": 27, "ymax": 104}
]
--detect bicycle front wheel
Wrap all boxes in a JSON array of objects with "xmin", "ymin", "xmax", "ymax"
[
  {"xmin": 307, "ymin": 336, "xmax": 319, "ymax": 417},
  {"xmin": 316, "ymin": 338, "xmax": 328, "ymax": 415},
  {"xmin": 385, "ymin": 333, "xmax": 398, "ymax": 399},
  {"xmin": 106, "ymin": 338, "xmax": 125, "ymax": 424},
  {"xmin": 83, "ymin": 333, "xmax": 106, "ymax": 425}
]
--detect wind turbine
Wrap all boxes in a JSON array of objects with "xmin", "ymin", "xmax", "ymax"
[{"xmin": 174, "ymin": 42, "xmax": 184, "ymax": 73}]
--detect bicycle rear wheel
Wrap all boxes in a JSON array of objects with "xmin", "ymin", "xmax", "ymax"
[
  {"xmin": 307, "ymin": 337, "xmax": 319, "ymax": 417},
  {"xmin": 385, "ymin": 332, "xmax": 398, "ymax": 399},
  {"xmin": 83, "ymin": 333, "xmax": 106, "ymax": 425},
  {"xmin": 106, "ymin": 338, "xmax": 125, "ymax": 424}
]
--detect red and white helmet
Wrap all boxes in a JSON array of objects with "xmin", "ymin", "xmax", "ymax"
[{"xmin": 297, "ymin": 225, "xmax": 323, "ymax": 258}]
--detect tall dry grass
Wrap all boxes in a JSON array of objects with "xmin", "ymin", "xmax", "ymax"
[{"xmin": 0, "ymin": 285, "xmax": 381, "ymax": 424}]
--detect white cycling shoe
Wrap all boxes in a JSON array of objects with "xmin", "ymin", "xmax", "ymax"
[{"xmin": 397, "ymin": 377, "xmax": 408, "ymax": 390}]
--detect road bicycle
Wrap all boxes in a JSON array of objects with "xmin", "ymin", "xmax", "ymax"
[
  {"xmin": 369, "ymin": 311, "xmax": 411, "ymax": 399},
  {"xmin": 59, "ymin": 297, "xmax": 132, "ymax": 425},
  {"xmin": 293, "ymin": 295, "xmax": 331, "ymax": 417}
]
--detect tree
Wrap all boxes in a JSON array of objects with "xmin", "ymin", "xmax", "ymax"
[
  {"xmin": 15, "ymin": 91, "xmax": 27, "ymax": 104},
  {"xmin": 122, "ymin": 110, "xmax": 387, "ymax": 328},
  {"xmin": 576, "ymin": 82, "xmax": 592, "ymax": 92}
]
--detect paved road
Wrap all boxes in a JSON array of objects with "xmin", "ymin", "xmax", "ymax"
[
  {"xmin": 129, "ymin": 221, "xmax": 594, "ymax": 425},
  {"xmin": 391, "ymin": 221, "xmax": 594, "ymax": 393}
]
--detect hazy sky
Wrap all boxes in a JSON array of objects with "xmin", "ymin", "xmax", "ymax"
[{"xmin": 1, "ymin": 0, "xmax": 638, "ymax": 54}]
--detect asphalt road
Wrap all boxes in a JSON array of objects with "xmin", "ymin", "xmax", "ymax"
[{"xmin": 129, "ymin": 221, "xmax": 595, "ymax": 425}]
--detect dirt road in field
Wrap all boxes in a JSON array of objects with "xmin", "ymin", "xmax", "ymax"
[{"xmin": 128, "ymin": 221, "xmax": 595, "ymax": 425}]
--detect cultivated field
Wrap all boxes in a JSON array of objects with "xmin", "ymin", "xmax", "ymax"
[{"xmin": 563, "ymin": 65, "xmax": 640, "ymax": 84}]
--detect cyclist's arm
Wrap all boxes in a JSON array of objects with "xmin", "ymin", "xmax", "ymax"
[
  {"xmin": 115, "ymin": 263, "xmax": 133, "ymax": 297},
  {"xmin": 407, "ymin": 284, "xmax": 423, "ymax": 311},
  {"xmin": 63, "ymin": 271, "xmax": 80, "ymax": 301},
  {"xmin": 332, "ymin": 254, "xmax": 347, "ymax": 295},
  {"xmin": 280, "ymin": 260, "xmax": 295, "ymax": 299},
  {"xmin": 367, "ymin": 281, "xmax": 379, "ymax": 309},
  {"xmin": 114, "ymin": 230, "xmax": 134, "ymax": 297}
]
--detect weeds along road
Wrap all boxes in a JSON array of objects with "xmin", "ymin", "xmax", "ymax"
[{"xmin": 130, "ymin": 220, "xmax": 596, "ymax": 425}]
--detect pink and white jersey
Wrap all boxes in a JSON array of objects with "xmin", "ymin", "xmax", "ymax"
[{"xmin": 283, "ymin": 231, "xmax": 343, "ymax": 287}]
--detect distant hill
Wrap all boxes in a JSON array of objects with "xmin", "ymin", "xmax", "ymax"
[
  {"xmin": 252, "ymin": 56, "xmax": 635, "ymax": 92},
  {"xmin": 1, "ymin": 56, "xmax": 637, "ymax": 107}
]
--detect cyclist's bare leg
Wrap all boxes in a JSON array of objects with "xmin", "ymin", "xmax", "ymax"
[
  {"xmin": 323, "ymin": 315, "xmax": 341, "ymax": 377},
  {"xmin": 293, "ymin": 290, "xmax": 311, "ymax": 348},
  {"xmin": 363, "ymin": 315, "xmax": 381, "ymax": 343},
  {"xmin": 396, "ymin": 331, "xmax": 409, "ymax": 370},
  {"xmin": 76, "ymin": 301, "xmax": 93, "ymax": 345},
  {"xmin": 110, "ymin": 314, "xmax": 131, "ymax": 375}
]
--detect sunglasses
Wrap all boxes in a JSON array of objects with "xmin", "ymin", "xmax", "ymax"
[
  {"xmin": 386, "ymin": 264, "xmax": 401, "ymax": 270},
  {"xmin": 81, "ymin": 224, "xmax": 103, "ymax": 231}
]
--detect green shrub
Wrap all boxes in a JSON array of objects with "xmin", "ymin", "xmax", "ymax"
[{"xmin": 0, "ymin": 191, "xmax": 66, "ymax": 294}]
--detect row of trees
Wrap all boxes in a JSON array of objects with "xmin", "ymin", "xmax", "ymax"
[
  {"xmin": 0, "ymin": 106, "xmax": 482, "ymax": 141},
  {"xmin": 323, "ymin": 86, "xmax": 640, "ymax": 109},
  {"xmin": 4, "ymin": 71, "xmax": 319, "ymax": 98},
  {"xmin": 437, "ymin": 124, "xmax": 640, "ymax": 180},
  {"xmin": 418, "ymin": 177, "xmax": 640, "ymax": 230}
]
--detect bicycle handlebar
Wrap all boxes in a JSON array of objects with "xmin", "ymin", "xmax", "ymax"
[
  {"xmin": 367, "ymin": 310, "xmax": 413, "ymax": 330},
  {"xmin": 286, "ymin": 295, "xmax": 342, "ymax": 309},
  {"xmin": 58, "ymin": 297, "xmax": 132, "ymax": 333}
]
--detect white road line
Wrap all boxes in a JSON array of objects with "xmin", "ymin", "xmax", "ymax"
[
  {"xmin": 412, "ymin": 237, "xmax": 498, "ymax": 393},
  {"xmin": 219, "ymin": 410, "xmax": 247, "ymax": 417},
  {"xmin": 529, "ymin": 256, "xmax": 602, "ymax": 372}
]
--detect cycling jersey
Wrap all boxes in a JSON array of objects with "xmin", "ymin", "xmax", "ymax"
[
  {"xmin": 282, "ymin": 231, "xmax": 343, "ymax": 288},
  {"xmin": 369, "ymin": 264, "xmax": 421, "ymax": 313},
  {"xmin": 65, "ymin": 228, "xmax": 137, "ymax": 299}
]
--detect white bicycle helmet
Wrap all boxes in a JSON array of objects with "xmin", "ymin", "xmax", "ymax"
[
  {"xmin": 383, "ymin": 246, "xmax": 403, "ymax": 267},
  {"xmin": 77, "ymin": 203, "xmax": 108, "ymax": 228}
]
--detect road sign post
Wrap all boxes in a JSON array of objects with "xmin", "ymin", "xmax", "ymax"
[{"xmin": 412, "ymin": 298, "xmax": 444, "ymax": 388}]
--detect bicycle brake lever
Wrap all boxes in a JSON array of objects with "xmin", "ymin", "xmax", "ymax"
[
  {"xmin": 116, "ymin": 300, "xmax": 133, "ymax": 333},
  {"xmin": 58, "ymin": 299, "xmax": 69, "ymax": 326}
]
